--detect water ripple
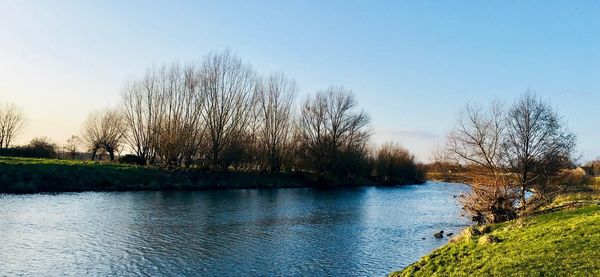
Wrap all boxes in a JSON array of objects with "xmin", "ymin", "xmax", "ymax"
[{"xmin": 0, "ymin": 182, "xmax": 470, "ymax": 276}]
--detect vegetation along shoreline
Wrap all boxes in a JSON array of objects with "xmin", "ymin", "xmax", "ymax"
[
  {"xmin": 0, "ymin": 50, "xmax": 426, "ymax": 194},
  {"xmin": 0, "ymin": 156, "xmax": 425, "ymax": 194}
]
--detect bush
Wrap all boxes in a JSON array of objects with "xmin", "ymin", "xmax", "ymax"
[
  {"xmin": 118, "ymin": 154, "xmax": 146, "ymax": 165},
  {"xmin": 462, "ymin": 181, "xmax": 518, "ymax": 224},
  {"xmin": 0, "ymin": 137, "xmax": 58, "ymax": 158}
]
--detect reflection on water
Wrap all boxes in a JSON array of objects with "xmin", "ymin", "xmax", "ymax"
[{"xmin": 0, "ymin": 181, "xmax": 469, "ymax": 276}]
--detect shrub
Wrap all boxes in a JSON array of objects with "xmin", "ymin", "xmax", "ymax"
[
  {"xmin": 118, "ymin": 154, "xmax": 146, "ymax": 165},
  {"xmin": 0, "ymin": 137, "xmax": 58, "ymax": 158}
]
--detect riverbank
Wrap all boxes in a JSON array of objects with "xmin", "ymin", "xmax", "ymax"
[
  {"xmin": 0, "ymin": 156, "xmax": 422, "ymax": 193},
  {"xmin": 392, "ymin": 204, "xmax": 600, "ymax": 276},
  {"xmin": 425, "ymin": 171, "xmax": 469, "ymax": 183}
]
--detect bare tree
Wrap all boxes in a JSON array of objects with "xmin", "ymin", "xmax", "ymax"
[
  {"xmin": 236, "ymin": 90, "xmax": 262, "ymax": 171},
  {"xmin": 82, "ymin": 109, "xmax": 126, "ymax": 161},
  {"xmin": 445, "ymin": 93, "xmax": 577, "ymax": 223},
  {"xmin": 298, "ymin": 87, "xmax": 370, "ymax": 178},
  {"xmin": 63, "ymin": 135, "xmax": 82, "ymax": 159},
  {"xmin": 445, "ymin": 102, "xmax": 517, "ymax": 223},
  {"xmin": 121, "ymin": 74, "xmax": 157, "ymax": 164},
  {"xmin": 375, "ymin": 142, "xmax": 422, "ymax": 183},
  {"xmin": 179, "ymin": 64, "xmax": 206, "ymax": 168},
  {"xmin": 256, "ymin": 72, "xmax": 296, "ymax": 173},
  {"xmin": 0, "ymin": 103, "xmax": 26, "ymax": 149},
  {"xmin": 152, "ymin": 63, "xmax": 205, "ymax": 167},
  {"xmin": 198, "ymin": 50, "xmax": 256, "ymax": 170},
  {"xmin": 122, "ymin": 63, "xmax": 205, "ymax": 167},
  {"xmin": 504, "ymin": 92, "xmax": 576, "ymax": 211}
]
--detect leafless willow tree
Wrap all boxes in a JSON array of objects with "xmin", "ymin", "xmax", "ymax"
[
  {"xmin": 227, "ymin": 88, "xmax": 261, "ymax": 171},
  {"xmin": 115, "ymin": 50, "xmax": 414, "ymax": 182},
  {"xmin": 375, "ymin": 142, "xmax": 422, "ymax": 183},
  {"xmin": 28, "ymin": 137, "xmax": 58, "ymax": 158},
  {"xmin": 298, "ymin": 87, "xmax": 370, "ymax": 178},
  {"xmin": 122, "ymin": 63, "xmax": 205, "ymax": 167},
  {"xmin": 256, "ymin": 72, "xmax": 296, "ymax": 173},
  {"xmin": 199, "ymin": 50, "xmax": 256, "ymax": 170},
  {"xmin": 504, "ymin": 92, "xmax": 576, "ymax": 211},
  {"xmin": 153, "ymin": 64, "xmax": 205, "ymax": 167},
  {"xmin": 0, "ymin": 103, "xmax": 26, "ymax": 149},
  {"xmin": 120, "ymin": 50, "xmax": 257, "ymax": 170},
  {"xmin": 63, "ymin": 135, "xmax": 82, "ymax": 159},
  {"xmin": 121, "ymin": 73, "xmax": 159, "ymax": 164},
  {"xmin": 82, "ymin": 109, "xmax": 126, "ymax": 161},
  {"xmin": 446, "ymin": 102, "xmax": 517, "ymax": 223}
]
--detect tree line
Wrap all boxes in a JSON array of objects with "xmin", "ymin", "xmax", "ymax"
[{"xmin": 0, "ymin": 50, "xmax": 424, "ymax": 185}]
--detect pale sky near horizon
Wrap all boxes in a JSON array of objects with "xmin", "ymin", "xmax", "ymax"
[{"xmin": 1, "ymin": 1, "xmax": 599, "ymax": 162}]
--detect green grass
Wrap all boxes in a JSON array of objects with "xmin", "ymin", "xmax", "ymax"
[
  {"xmin": 0, "ymin": 156, "xmax": 420, "ymax": 193},
  {"xmin": 0, "ymin": 156, "xmax": 315, "ymax": 193},
  {"xmin": 0, "ymin": 156, "xmax": 172, "ymax": 193},
  {"xmin": 392, "ymin": 205, "xmax": 600, "ymax": 276}
]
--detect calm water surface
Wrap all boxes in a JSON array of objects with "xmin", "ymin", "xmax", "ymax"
[{"xmin": 0, "ymin": 181, "xmax": 469, "ymax": 276}]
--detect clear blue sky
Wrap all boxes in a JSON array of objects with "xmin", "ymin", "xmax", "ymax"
[{"xmin": 1, "ymin": 1, "xmax": 599, "ymax": 162}]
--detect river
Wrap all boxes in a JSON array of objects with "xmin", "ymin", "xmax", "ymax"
[{"xmin": 0, "ymin": 181, "xmax": 469, "ymax": 276}]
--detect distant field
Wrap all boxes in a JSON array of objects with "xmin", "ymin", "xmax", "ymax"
[
  {"xmin": 0, "ymin": 156, "xmax": 142, "ymax": 168},
  {"xmin": 550, "ymin": 177, "xmax": 600, "ymax": 207},
  {"xmin": 425, "ymin": 171, "xmax": 470, "ymax": 184}
]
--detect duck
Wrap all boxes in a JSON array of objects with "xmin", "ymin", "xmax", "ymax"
[{"xmin": 434, "ymin": 230, "xmax": 444, "ymax": 238}]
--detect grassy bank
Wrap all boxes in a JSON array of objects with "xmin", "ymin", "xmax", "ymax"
[
  {"xmin": 0, "ymin": 156, "xmax": 311, "ymax": 193},
  {"xmin": 552, "ymin": 177, "xmax": 600, "ymax": 205},
  {"xmin": 392, "ymin": 205, "xmax": 600, "ymax": 276},
  {"xmin": 425, "ymin": 171, "xmax": 469, "ymax": 184},
  {"xmin": 0, "ymin": 156, "xmax": 408, "ymax": 193}
]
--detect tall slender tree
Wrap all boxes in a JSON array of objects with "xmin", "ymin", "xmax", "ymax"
[
  {"xmin": 0, "ymin": 103, "xmax": 26, "ymax": 149},
  {"xmin": 504, "ymin": 92, "xmax": 576, "ymax": 210},
  {"xmin": 198, "ymin": 50, "xmax": 256, "ymax": 170},
  {"xmin": 256, "ymin": 72, "xmax": 296, "ymax": 173}
]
